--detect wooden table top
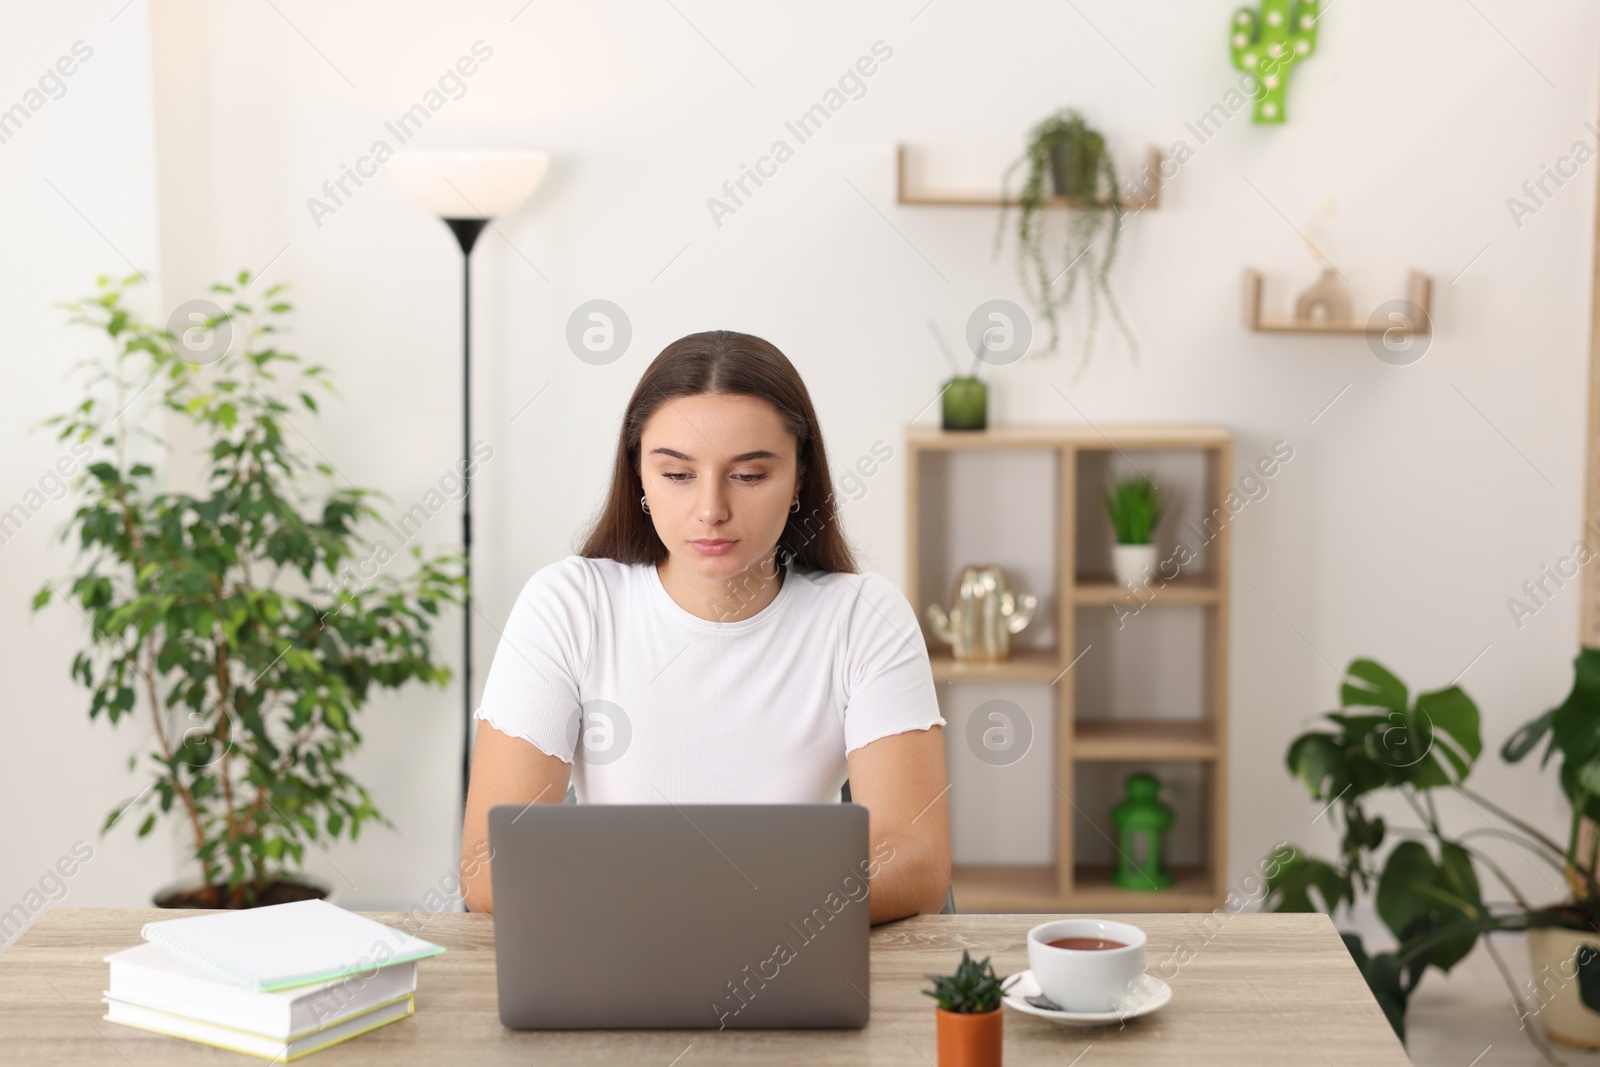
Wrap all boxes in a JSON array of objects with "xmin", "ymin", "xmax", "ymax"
[{"xmin": 0, "ymin": 907, "xmax": 1409, "ymax": 1065}]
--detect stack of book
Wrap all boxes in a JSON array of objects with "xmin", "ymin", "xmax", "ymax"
[{"xmin": 101, "ymin": 899, "xmax": 445, "ymax": 1061}]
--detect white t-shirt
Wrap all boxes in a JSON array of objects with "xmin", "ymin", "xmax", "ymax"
[{"xmin": 472, "ymin": 553, "xmax": 946, "ymax": 804}]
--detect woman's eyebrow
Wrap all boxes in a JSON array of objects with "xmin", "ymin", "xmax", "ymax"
[{"xmin": 647, "ymin": 447, "xmax": 781, "ymax": 463}]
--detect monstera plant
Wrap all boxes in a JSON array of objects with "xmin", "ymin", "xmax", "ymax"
[
  {"xmin": 1263, "ymin": 655, "xmax": 1600, "ymax": 1062},
  {"xmin": 32, "ymin": 271, "xmax": 465, "ymax": 908}
]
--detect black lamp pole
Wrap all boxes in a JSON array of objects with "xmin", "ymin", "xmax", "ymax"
[{"xmin": 443, "ymin": 216, "xmax": 488, "ymax": 815}]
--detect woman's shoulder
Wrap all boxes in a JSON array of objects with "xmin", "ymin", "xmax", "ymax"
[{"xmin": 518, "ymin": 553, "xmax": 643, "ymax": 604}]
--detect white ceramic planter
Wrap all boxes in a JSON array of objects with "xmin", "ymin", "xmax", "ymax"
[
  {"xmin": 1112, "ymin": 544, "xmax": 1158, "ymax": 589},
  {"xmin": 1527, "ymin": 927, "xmax": 1600, "ymax": 1049}
]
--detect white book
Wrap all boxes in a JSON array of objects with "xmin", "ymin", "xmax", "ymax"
[
  {"xmin": 140, "ymin": 899, "xmax": 445, "ymax": 991},
  {"xmin": 103, "ymin": 992, "xmax": 414, "ymax": 1061},
  {"xmin": 105, "ymin": 942, "xmax": 417, "ymax": 1038}
]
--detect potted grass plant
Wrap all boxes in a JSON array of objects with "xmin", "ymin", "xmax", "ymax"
[
  {"xmin": 31, "ymin": 271, "xmax": 465, "ymax": 909},
  {"xmin": 1104, "ymin": 475, "xmax": 1165, "ymax": 588},
  {"xmin": 993, "ymin": 107, "xmax": 1136, "ymax": 379},
  {"xmin": 924, "ymin": 950, "xmax": 1012, "ymax": 1067}
]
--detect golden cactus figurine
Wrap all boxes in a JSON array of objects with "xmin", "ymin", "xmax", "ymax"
[{"xmin": 925, "ymin": 565, "xmax": 1037, "ymax": 662}]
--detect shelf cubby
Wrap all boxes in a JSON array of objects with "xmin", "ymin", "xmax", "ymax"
[{"xmin": 907, "ymin": 423, "xmax": 1231, "ymax": 914}]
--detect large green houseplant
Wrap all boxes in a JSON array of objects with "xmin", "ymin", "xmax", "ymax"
[
  {"xmin": 1263, "ymin": 654, "xmax": 1600, "ymax": 1062},
  {"xmin": 993, "ymin": 107, "xmax": 1136, "ymax": 380},
  {"xmin": 32, "ymin": 271, "xmax": 465, "ymax": 908}
]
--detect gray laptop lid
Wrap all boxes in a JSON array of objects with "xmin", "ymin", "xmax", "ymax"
[{"xmin": 487, "ymin": 803, "xmax": 871, "ymax": 1030}]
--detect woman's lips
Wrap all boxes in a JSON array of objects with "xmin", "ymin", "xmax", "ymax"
[{"xmin": 690, "ymin": 539, "xmax": 736, "ymax": 556}]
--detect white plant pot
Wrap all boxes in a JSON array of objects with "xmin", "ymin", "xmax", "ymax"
[
  {"xmin": 1527, "ymin": 927, "xmax": 1600, "ymax": 1049},
  {"xmin": 1112, "ymin": 544, "xmax": 1158, "ymax": 589}
]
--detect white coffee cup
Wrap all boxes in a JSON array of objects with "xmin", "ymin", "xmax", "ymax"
[{"xmin": 1026, "ymin": 918, "xmax": 1147, "ymax": 1013}]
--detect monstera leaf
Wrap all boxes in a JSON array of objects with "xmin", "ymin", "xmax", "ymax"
[
  {"xmin": 1577, "ymin": 943, "xmax": 1600, "ymax": 1014},
  {"xmin": 1508, "ymin": 648, "xmax": 1600, "ymax": 826},
  {"xmin": 1261, "ymin": 844, "xmax": 1348, "ymax": 913},
  {"xmin": 1338, "ymin": 660, "xmax": 1482, "ymax": 790},
  {"xmin": 1341, "ymin": 658, "xmax": 1408, "ymax": 712},
  {"xmin": 1377, "ymin": 840, "xmax": 1484, "ymax": 974},
  {"xmin": 1341, "ymin": 933, "xmax": 1417, "ymax": 1044},
  {"xmin": 1286, "ymin": 659, "xmax": 1482, "ymax": 812}
]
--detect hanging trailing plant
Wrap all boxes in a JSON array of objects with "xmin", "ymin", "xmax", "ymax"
[{"xmin": 993, "ymin": 107, "xmax": 1137, "ymax": 380}]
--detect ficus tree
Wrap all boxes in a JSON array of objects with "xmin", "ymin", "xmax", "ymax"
[{"xmin": 32, "ymin": 270, "xmax": 465, "ymax": 907}]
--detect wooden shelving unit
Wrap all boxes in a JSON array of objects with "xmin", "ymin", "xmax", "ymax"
[
  {"xmin": 907, "ymin": 423, "xmax": 1231, "ymax": 914},
  {"xmin": 1242, "ymin": 268, "xmax": 1434, "ymax": 336},
  {"xmin": 895, "ymin": 143, "xmax": 1165, "ymax": 211}
]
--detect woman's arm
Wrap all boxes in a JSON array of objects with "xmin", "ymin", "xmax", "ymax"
[
  {"xmin": 845, "ymin": 725, "xmax": 951, "ymax": 925},
  {"xmin": 459, "ymin": 718, "xmax": 572, "ymax": 913}
]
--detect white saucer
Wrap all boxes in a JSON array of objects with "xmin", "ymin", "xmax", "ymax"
[{"xmin": 1000, "ymin": 970, "xmax": 1171, "ymax": 1027}]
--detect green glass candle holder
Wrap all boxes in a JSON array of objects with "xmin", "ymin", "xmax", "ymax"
[
  {"xmin": 1110, "ymin": 773, "xmax": 1174, "ymax": 890},
  {"xmin": 941, "ymin": 377, "xmax": 987, "ymax": 431}
]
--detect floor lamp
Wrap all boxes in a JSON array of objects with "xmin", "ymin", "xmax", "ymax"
[{"xmin": 389, "ymin": 149, "xmax": 551, "ymax": 820}]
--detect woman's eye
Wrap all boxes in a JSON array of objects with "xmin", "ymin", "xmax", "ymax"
[{"xmin": 661, "ymin": 472, "xmax": 766, "ymax": 484}]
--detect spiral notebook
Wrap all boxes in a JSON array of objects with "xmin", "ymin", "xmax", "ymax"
[{"xmin": 140, "ymin": 899, "xmax": 446, "ymax": 992}]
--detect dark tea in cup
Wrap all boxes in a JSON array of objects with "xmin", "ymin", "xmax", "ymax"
[
  {"xmin": 1044, "ymin": 936, "xmax": 1127, "ymax": 951},
  {"xmin": 1028, "ymin": 919, "xmax": 1147, "ymax": 1012}
]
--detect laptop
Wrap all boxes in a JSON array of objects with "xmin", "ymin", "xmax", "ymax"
[{"xmin": 487, "ymin": 803, "xmax": 871, "ymax": 1030}]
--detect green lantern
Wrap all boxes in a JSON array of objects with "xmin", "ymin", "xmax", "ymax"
[{"xmin": 1110, "ymin": 773, "xmax": 1174, "ymax": 890}]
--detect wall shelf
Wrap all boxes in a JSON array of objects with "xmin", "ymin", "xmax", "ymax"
[
  {"xmin": 1242, "ymin": 268, "xmax": 1434, "ymax": 335},
  {"xmin": 895, "ymin": 143, "xmax": 1164, "ymax": 211},
  {"xmin": 909, "ymin": 423, "xmax": 1232, "ymax": 914}
]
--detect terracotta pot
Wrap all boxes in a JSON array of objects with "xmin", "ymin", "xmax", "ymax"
[
  {"xmin": 935, "ymin": 1006, "xmax": 1002, "ymax": 1067},
  {"xmin": 1527, "ymin": 927, "xmax": 1600, "ymax": 1049},
  {"xmin": 152, "ymin": 877, "xmax": 330, "ymax": 909}
]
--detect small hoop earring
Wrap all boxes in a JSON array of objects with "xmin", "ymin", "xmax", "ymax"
[
  {"xmin": 789, "ymin": 499, "xmax": 800, "ymax": 513},
  {"xmin": 640, "ymin": 494, "xmax": 650, "ymax": 514}
]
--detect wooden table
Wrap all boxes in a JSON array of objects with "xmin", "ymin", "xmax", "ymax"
[{"xmin": 0, "ymin": 908, "xmax": 1410, "ymax": 1065}]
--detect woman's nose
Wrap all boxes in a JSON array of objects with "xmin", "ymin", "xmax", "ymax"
[{"xmin": 695, "ymin": 478, "xmax": 731, "ymax": 521}]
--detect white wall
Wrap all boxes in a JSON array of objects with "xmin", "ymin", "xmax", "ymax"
[
  {"xmin": 4, "ymin": 0, "xmax": 1599, "ymax": 928},
  {"xmin": 1, "ymin": 1, "xmax": 172, "ymax": 934}
]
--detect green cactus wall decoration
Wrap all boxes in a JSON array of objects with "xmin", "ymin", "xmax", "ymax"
[{"xmin": 1229, "ymin": 0, "xmax": 1319, "ymax": 124}]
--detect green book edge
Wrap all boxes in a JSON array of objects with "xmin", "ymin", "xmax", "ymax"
[{"xmin": 256, "ymin": 943, "xmax": 447, "ymax": 991}]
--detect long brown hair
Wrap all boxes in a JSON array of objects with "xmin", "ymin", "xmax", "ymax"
[{"xmin": 577, "ymin": 330, "xmax": 858, "ymax": 575}]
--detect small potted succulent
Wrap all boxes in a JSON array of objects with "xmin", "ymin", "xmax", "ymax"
[
  {"xmin": 1104, "ymin": 475, "xmax": 1166, "ymax": 588},
  {"xmin": 923, "ymin": 950, "xmax": 1013, "ymax": 1067}
]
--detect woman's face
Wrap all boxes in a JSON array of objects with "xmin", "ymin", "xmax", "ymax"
[{"xmin": 638, "ymin": 392, "xmax": 800, "ymax": 582}]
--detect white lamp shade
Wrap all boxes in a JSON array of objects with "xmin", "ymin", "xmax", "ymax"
[{"xmin": 389, "ymin": 149, "xmax": 551, "ymax": 219}]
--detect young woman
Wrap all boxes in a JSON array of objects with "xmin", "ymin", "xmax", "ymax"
[{"xmin": 460, "ymin": 330, "xmax": 950, "ymax": 924}]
